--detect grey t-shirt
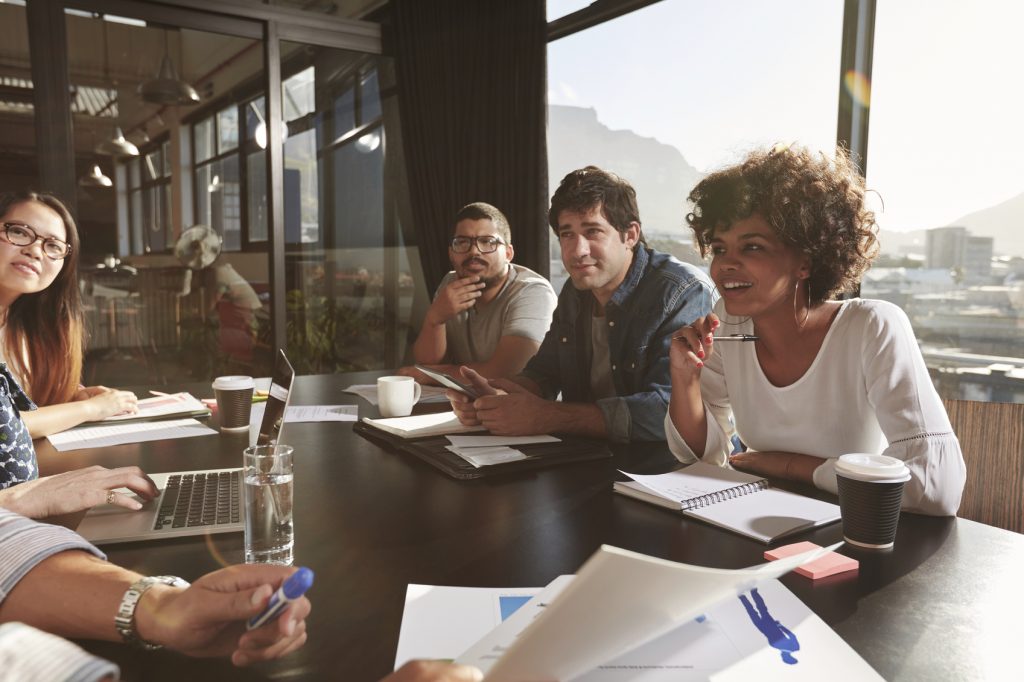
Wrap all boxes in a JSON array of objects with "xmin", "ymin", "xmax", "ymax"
[{"xmin": 437, "ymin": 264, "xmax": 557, "ymax": 364}]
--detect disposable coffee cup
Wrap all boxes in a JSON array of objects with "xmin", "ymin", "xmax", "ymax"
[
  {"xmin": 835, "ymin": 453, "xmax": 911, "ymax": 549},
  {"xmin": 212, "ymin": 375, "xmax": 255, "ymax": 431},
  {"xmin": 377, "ymin": 376, "xmax": 422, "ymax": 418}
]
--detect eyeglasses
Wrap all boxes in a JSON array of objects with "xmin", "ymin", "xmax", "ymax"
[
  {"xmin": 449, "ymin": 236, "xmax": 505, "ymax": 254},
  {"xmin": 1, "ymin": 222, "xmax": 72, "ymax": 260}
]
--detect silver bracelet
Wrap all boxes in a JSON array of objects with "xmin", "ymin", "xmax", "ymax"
[{"xmin": 115, "ymin": 575, "xmax": 190, "ymax": 650}]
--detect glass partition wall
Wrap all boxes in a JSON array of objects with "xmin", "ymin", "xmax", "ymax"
[
  {"xmin": 12, "ymin": 1, "xmax": 419, "ymax": 390},
  {"xmin": 277, "ymin": 41, "xmax": 413, "ymax": 374},
  {"xmin": 66, "ymin": 12, "xmax": 272, "ymax": 383}
]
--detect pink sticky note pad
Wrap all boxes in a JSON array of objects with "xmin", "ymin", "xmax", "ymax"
[{"xmin": 764, "ymin": 542, "xmax": 859, "ymax": 580}]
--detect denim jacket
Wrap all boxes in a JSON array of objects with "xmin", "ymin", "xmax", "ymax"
[
  {"xmin": 0, "ymin": 363, "xmax": 37, "ymax": 489},
  {"xmin": 521, "ymin": 247, "xmax": 715, "ymax": 442}
]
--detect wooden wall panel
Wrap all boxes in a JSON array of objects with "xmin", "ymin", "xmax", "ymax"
[{"xmin": 944, "ymin": 399, "xmax": 1024, "ymax": 534}]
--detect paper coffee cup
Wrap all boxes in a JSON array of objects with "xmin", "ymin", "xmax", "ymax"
[
  {"xmin": 212, "ymin": 375, "xmax": 255, "ymax": 431},
  {"xmin": 835, "ymin": 453, "xmax": 911, "ymax": 549}
]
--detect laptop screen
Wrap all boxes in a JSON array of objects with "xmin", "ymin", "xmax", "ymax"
[{"xmin": 256, "ymin": 350, "xmax": 295, "ymax": 445}]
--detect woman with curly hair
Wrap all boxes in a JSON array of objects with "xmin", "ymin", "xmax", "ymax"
[{"xmin": 668, "ymin": 145, "xmax": 965, "ymax": 516}]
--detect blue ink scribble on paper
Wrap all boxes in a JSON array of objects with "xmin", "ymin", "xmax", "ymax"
[
  {"xmin": 498, "ymin": 595, "xmax": 533, "ymax": 621},
  {"xmin": 739, "ymin": 588, "xmax": 800, "ymax": 664}
]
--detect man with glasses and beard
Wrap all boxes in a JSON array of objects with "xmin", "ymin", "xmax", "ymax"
[
  {"xmin": 448, "ymin": 167, "xmax": 714, "ymax": 443},
  {"xmin": 399, "ymin": 203, "xmax": 556, "ymax": 384}
]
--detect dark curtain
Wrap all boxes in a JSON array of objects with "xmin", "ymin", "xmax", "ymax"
[{"xmin": 390, "ymin": 0, "xmax": 548, "ymax": 293}]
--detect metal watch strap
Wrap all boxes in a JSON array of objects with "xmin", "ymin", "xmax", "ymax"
[{"xmin": 114, "ymin": 575, "xmax": 190, "ymax": 650}]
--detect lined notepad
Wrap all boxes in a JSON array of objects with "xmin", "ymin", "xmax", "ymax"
[{"xmin": 615, "ymin": 462, "xmax": 841, "ymax": 543}]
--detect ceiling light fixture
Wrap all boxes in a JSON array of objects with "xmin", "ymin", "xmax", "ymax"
[
  {"xmin": 79, "ymin": 164, "xmax": 113, "ymax": 188},
  {"xmin": 95, "ymin": 126, "xmax": 139, "ymax": 157},
  {"xmin": 249, "ymin": 100, "xmax": 287, "ymax": 150},
  {"xmin": 95, "ymin": 19, "xmax": 139, "ymax": 157},
  {"xmin": 355, "ymin": 131, "xmax": 381, "ymax": 153},
  {"xmin": 138, "ymin": 29, "xmax": 200, "ymax": 106}
]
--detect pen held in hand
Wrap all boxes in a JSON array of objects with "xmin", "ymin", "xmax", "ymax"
[
  {"xmin": 672, "ymin": 333, "xmax": 759, "ymax": 342},
  {"xmin": 247, "ymin": 567, "xmax": 314, "ymax": 631}
]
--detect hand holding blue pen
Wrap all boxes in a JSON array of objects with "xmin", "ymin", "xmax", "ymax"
[{"xmin": 247, "ymin": 567, "xmax": 314, "ymax": 630}]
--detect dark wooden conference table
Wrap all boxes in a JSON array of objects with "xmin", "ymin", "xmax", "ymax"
[{"xmin": 35, "ymin": 372, "xmax": 1023, "ymax": 682}]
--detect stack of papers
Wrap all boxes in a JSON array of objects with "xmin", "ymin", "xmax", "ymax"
[
  {"xmin": 444, "ymin": 434, "xmax": 560, "ymax": 468},
  {"xmin": 86, "ymin": 392, "xmax": 210, "ymax": 425},
  {"xmin": 47, "ymin": 418, "xmax": 217, "ymax": 452},
  {"xmin": 395, "ymin": 543, "xmax": 881, "ymax": 681},
  {"xmin": 361, "ymin": 412, "xmax": 486, "ymax": 439}
]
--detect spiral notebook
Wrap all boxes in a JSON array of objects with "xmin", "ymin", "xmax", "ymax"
[{"xmin": 614, "ymin": 462, "xmax": 841, "ymax": 543}]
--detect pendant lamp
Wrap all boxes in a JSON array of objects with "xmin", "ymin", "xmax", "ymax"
[
  {"xmin": 138, "ymin": 30, "xmax": 200, "ymax": 106},
  {"xmin": 79, "ymin": 164, "xmax": 113, "ymax": 188},
  {"xmin": 95, "ymin": 126, "xmax": 140, "ymax": 157},
  {"xmin": 95, "ymin": 20, "xmax": 139, "ymax": 157}
]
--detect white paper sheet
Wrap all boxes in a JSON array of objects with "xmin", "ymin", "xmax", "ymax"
[
  {"xmin": 47, "ymin": 418, "xmax": 217, "ymax": 451},
  {"xmin": 394, "ymin": 584, "xmax": 542, "ymax": 669},
  {"xmin": 249, "ymin": 402, "xmax": 357, "ymax": 425},
  {"xmin": 469, "ymin": 543, "xmax": 842, "ymax": 682},
  {"xmin": 457, "ymin": 575, "xmax": 880, "ymax": 681},
  {"xmin": 445, "ymin": 445, "xmax": 528, "ymax": 467},
  {"xmin": 343, "ymin": 384, "xmax": 450, "ymax": 405},
  {"xmin": 446, "ymin": 434, "xmax": 560, "ymax": 447}
]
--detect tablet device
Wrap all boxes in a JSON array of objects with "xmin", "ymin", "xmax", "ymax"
[
  {"xmin": 414, "ymin": 365, "xmax": 481, "ymax": 400},
  {"xmin": 256, "ymin": 349, "xmax": 296, "ymax": 445}
]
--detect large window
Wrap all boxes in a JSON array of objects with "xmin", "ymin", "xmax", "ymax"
[
  {"xmin": 193, "ymin": 100, "xmax": 260, "ymax": 252},
  {"xmin": 862, "ymin": 0, "xmax": 1024, "ymax": 403},
  {"xmin": 278, "ymin": 42, "xmax": 419, "ymax": 373},
  {"xmin": 546, "ymin": 0, "xmax": 843, "ymax": 290},
  {"xmin": 124, "ymin": 139, "xmax": 171, "ymax": 254}
]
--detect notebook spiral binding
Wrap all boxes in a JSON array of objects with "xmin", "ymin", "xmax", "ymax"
[{"xmin": 679, "ymin": 479, "xmax": 769, "ymax": 511}]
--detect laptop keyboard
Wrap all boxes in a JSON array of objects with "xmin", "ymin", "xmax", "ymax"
[{"xmin": 153, "ymin": 471, "xmax": 241, "ymax": 530}]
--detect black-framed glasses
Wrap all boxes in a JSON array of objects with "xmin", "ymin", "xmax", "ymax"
[
  {"xmin": 1, "ymin": 222, "xmax": 72, "ymax": 260},
  {"xmin": 449, "ymin": 236, "xmax": 505, "ymax": 254}
]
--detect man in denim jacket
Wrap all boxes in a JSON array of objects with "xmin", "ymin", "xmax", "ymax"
[{"xmin": 449, "ymin": 166, "xmax": 714, "ymax": 442}]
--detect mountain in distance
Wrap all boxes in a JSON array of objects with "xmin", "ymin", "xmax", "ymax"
[
  {"xmin": 948, "ymin": 191, "xmax": 1024, "ymax": 258},
  {"xmin": 548, "ymin": 105, "xmax": 703, "ymax": 239}
]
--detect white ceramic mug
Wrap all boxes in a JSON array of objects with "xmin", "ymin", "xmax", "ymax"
[{"xmin": 377, "ymin": 376, "xmax": 422, "ymax": 418}]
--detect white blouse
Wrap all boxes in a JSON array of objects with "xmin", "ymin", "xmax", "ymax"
[{"xmin": 666, "ymin": 298, "xmax": 966, "ymax": 516}]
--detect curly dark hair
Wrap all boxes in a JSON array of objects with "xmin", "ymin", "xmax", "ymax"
[
  {"xmin": 548, "ymin": 165, "xmax": 647, "ymax": 248},
  {"xmin": 686, "ymin": 145, "xmax": 879, "ymax": 304}
]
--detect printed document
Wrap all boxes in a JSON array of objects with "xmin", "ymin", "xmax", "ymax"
[
  {"xmin": 47, "ymin": 418, "xmax": 217, "ymax": 452},
  {"xmin": 458, "ymin": 543, "xmax": 872, "ymax": 681}
]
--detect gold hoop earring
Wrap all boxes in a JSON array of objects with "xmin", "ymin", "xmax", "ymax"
[{"xmin": 795, "ymin": 279, "xmax": 811, "ymax": 328}]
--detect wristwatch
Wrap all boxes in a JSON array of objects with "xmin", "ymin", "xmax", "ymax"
[{"xmin": 115, "ymin": 575, "xmax": 190, "ymax": 650}]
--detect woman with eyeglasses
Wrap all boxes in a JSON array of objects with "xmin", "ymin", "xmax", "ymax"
[
  {"xmin": 0, "ymin": 192, "xmax": 138, "ymax": 436},
  {"xmin": 0, "ymin": 192, "xmax": 156, "ymax": 512}
]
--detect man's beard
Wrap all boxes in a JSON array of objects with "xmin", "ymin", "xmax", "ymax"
[{"xmin": 459, "ymin": 260, "xmax": 507, "ymax": 289}]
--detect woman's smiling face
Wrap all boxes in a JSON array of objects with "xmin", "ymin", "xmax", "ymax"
[
  {"xmin": 0, "ymin": 200, "xmax": 67, "ymax": 307},
  {"xmin": 709, "ymin": 213, "xmax": 808, "ymax": 319}
]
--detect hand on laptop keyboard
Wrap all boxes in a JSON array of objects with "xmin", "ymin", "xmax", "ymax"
[{"xmin": 0, "ymin": 465, "xmax": 158, "ymax": 519}]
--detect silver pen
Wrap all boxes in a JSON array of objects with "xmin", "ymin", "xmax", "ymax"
[{"xmin": 672, "ymin": 333, "xmax": 759, "ymax": 342}]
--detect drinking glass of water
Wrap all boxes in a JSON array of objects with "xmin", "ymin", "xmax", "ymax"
[{"xmin": 243, "ymin": 444, "xmax": 294, "ymax": 565}]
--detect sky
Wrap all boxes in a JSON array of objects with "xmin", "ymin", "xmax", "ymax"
[{"xmin": 547, "ymin": 0, "xmax": 1024, "ymax": 236}]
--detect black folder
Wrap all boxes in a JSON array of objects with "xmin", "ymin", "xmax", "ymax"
[{"xmin": 353, "ymin": 421, "xmax": 611, "ymax": 480}]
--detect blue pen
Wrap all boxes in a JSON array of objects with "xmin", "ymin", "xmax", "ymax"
[{"xmin": 247, "ymin": 567, "xmax": 314, "ymax": 631}]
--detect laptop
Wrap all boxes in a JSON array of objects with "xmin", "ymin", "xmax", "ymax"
[{"xmin": 77, "ymin": 350, "xmax": 296, "ymax": 545}]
